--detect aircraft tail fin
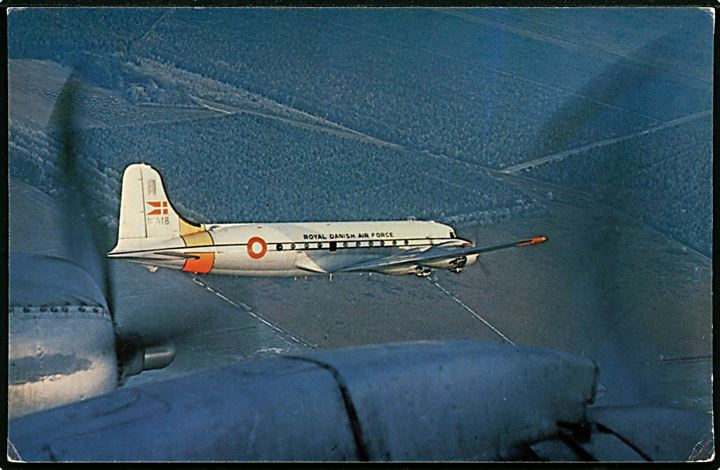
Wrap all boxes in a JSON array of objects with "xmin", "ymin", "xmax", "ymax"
[{"xmin": 111, "ymin": 163, "xmax": 203, "ymax": 252}]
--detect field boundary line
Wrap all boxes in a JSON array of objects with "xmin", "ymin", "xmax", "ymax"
[{"xmin": 500, "ymin": 109, "xmax": 711, "ymax": 174}]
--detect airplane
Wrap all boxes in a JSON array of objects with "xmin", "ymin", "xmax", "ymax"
[{"xmin": 107, "ymin": 163, "xmax": 548, "ymax": 277}]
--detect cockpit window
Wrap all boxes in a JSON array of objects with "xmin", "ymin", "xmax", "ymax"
[{"xmin": 450, "ymin": 231, "xmax": 456, "ymax": 239}]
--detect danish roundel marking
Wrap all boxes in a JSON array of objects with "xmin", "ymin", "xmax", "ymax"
[{"xmin": 247, "ymin": 236, "xmax": 267, "ymax": 259}]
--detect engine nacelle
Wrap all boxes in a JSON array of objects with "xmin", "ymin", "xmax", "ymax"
[
  {"xmin": 423, "ymin": 259, "xmax": 457, "ymax": 269},
  {"xmin": 425, "ymin": 254, "xmax": 476, "ymax": 270},
  {"xmin": 9, "ymin": 253, "xmax": 119, "ymax": 419}
]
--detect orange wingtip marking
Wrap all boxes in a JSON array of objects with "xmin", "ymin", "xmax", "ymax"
[
  {"xmin": 182, "ymin": 253, "xmax": 215, "ymax": 273},
  {"xmin": 517, "ymin": 236, "xmax": 548, "ymax": 246}
]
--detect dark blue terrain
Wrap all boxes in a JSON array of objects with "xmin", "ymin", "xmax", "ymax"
[{"xmin": 8, "ymin": 8, "xmax": 712, "ymax": 253}]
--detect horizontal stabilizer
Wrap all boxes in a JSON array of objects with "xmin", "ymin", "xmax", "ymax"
[{"xmin": 107, "ymin": 251, "xmax": 200, "ymax": 261}]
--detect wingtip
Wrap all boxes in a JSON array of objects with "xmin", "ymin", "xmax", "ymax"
[{"xmin": 516, "ymin": 235, "xmax": 549, "ymax": 246}]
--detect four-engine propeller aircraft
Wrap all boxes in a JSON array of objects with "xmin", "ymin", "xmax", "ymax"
[{"xmin": 108, "ymin": 163, "xmax": 548, "ymax": 277}]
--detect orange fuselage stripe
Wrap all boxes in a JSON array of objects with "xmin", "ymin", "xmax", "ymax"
[
  {"xmin": 182, "ymin": 253, "xmax": 215, "ymax": 273},
  {"xmin": 181, "ymin": 231, "xmax": 215, "ymax": 273}
]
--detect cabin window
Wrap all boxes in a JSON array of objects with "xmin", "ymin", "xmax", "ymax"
[
  {"xmin": 304, "ymin": 243, "xmax": 310, "ymax": 250},
  {"xmin": 342, "ymin": 241, "xmax": 348, "ymax": 248},
  {"xmin": 404, "ymin": 240, "xmax": 409, "ymax": 245},
  {"xmin": 356, "ymin": 241, "xmax": 362, "ymax": 247},
  {"xmin": 369, "ymin": 240, "xmax": 374, "ymax": 247},
  {"xmin": 317, "ymin": 242, "xmax": 323, "ymax": 249},
  {"xmin": 380, "ymin": 240, "xmax": 385, "ymax": 247},
  {"xmin": 276, "ymin": 243, "xmax": 283, "ymax": 251},
  {"xmin": 392, "ymin": 239, "xmax": 397, "ymax": 246},
  {"xmin": 290, "ymin": 243, "xmax": 296, "ymax": 249},
  {"xmin": 329, "ymin": 241, "xmax": 337, "ymax": 252}
]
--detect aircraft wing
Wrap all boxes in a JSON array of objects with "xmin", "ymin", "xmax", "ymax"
[{"xmin": 335, "ymin": 236, "xmax": 548, "ymax": 273}]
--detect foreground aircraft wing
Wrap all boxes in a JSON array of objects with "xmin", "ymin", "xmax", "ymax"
[{"xmin": 336, "ymin": 236, "xmax": 548, "ymax": 273}]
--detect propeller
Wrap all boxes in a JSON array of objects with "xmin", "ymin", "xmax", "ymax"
[
  {"xmin": 48, "ymin": 71, "xmax": 174, "ymax": 381},
  {"xmin": 528, "ymin": 28, "xmax": 686, "ymax": 162},
  {"xmin": 49, "ymin": 72, "xmax": 113, "ymax": 310},
  {"xmin": 455, "ymin": 225, "xmax": 492, "ymax": 276}
]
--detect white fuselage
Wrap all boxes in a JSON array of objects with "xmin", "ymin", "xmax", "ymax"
[
  {"xmin": 117, "ymin": 220, "xmax": 475, "ymax": 276},
  {"xmin": 108, "ymin": 164, "xmax": 485, "ymax": 277}
]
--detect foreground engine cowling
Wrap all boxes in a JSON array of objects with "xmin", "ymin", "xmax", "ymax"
[{"xmin": 8, "ymin": 253, "xmax": 118, "ymax": 419}]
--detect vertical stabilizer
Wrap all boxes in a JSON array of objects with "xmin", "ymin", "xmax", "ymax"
[{"xmin": 112, "ymin": 164, "xmax": 202, "ymax": 251}]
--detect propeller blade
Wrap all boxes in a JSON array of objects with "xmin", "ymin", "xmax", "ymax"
[{"xmin": 49, "ymin": 72, "xmax": 114, "ymax": 311}]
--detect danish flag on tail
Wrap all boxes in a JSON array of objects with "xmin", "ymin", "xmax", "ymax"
[{"xmin": 147, "ymin": 201, "xmax": 168, "ymax": 215}]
